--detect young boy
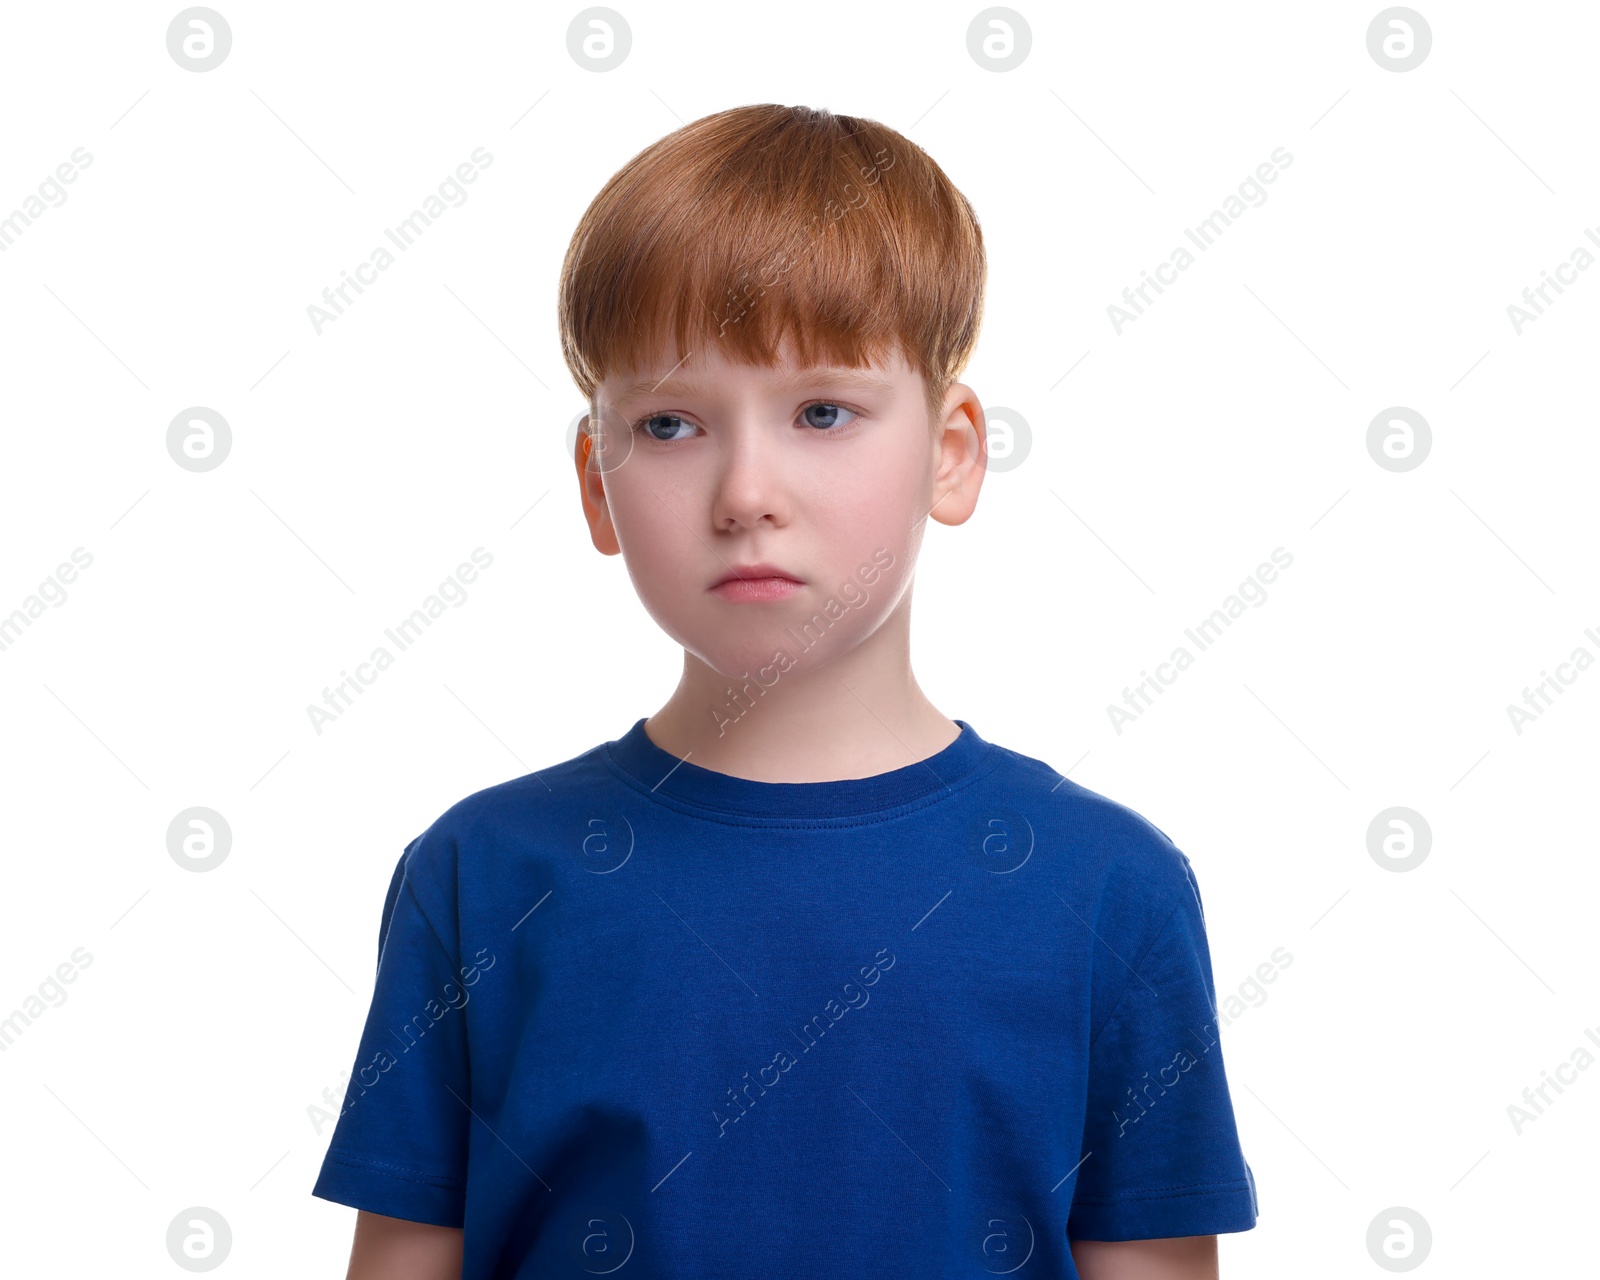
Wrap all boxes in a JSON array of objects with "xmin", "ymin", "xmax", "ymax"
[{"xmin": 312, "ymin": 103, "xmax": 1258, "ymax": 1279}]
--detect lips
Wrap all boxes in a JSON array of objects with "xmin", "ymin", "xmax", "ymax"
[{"xmin": 712, "ymin": 562, "xmax": 803, "ymax": 588}]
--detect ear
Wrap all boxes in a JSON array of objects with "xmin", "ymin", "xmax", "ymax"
[
  {"xmin": 927, "ymin": 382, "xmax": 986, "ymax": 528},
  {"xmin": 574, "ymin": 413, "xmax": 623, "ymax": 555}
]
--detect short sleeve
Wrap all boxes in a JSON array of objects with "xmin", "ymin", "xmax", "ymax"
[
  {"xmin": 1067, "ymin": 859, "xmax": 1259, "ymax": 1240},
  {"xmin": 311, "ymin": 838, "xmax": 474, "ymax": 1227}
]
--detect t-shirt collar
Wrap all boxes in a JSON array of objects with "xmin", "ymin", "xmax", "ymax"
[{"xmin": 603, "ymin": 716, "xmax": 996, "ymax": 822}]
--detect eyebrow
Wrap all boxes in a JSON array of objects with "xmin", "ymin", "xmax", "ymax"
[{"xmin": 609, "ymin": 367, "xmax": 897, "ymax": 404}]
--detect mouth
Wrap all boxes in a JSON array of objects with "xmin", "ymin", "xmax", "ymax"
[
  {"xmin": 712, "ymin": 562, "xmax": 803, "ymax": 587},
  {"xmin": 710, "ymin": 562, "xmax": 805, "ymax": 602}
]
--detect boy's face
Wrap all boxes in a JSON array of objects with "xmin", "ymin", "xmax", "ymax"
[{"xmin": 577, "ymin": 339, "xmax": 984, "ymax": 681}]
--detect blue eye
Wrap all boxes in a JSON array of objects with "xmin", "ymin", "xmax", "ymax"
[
  {"xmin": 633, "ymin": 414, "xmax": 696, "ymax": 442},
  {"xmin": 801, "ymin": 402, "xmax": 857, "ymax": 430},
  {"xmin": 630, "ymin": 402, "xmax": 859, "ymax": 440}
]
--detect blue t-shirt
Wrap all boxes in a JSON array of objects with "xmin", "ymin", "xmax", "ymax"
[{"xmin": 312, "ymin": 717, "xmax": 1257, "ymax": 1277}]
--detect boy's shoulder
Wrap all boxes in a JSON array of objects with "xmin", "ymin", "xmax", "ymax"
[
  {"xmin": 434, "ymin": 735, "xmax": 614, "ymax": 830},
  {"xmin": 388, "ymin": 734, "xmax": 616, "ymax": 881},
  {"xmin": 985, "ymin": 735, "xmax": 1198, "ymax": 897}
]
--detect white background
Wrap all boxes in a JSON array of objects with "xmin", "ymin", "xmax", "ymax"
[{"xmin": 1, "ymin": 1, "xmax": 1595, "ymax": 1275}]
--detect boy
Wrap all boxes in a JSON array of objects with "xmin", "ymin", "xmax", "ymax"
[{"xmin": 312, "ymin": 103, "xmax": 1258, "ymax": 1279}]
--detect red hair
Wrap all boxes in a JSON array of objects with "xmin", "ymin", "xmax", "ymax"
[{"xmin": 557, "ymin": 103, "xmax": 986, "ymax": 428}]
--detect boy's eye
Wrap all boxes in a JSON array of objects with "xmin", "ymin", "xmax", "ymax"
[
  {"xmin": 635, "ymin": 413, "xmax": 696, "ymax": 442},
  {"xmin": 630, "ymin": 402, "xmax": 859, "ymax": 440},
  {"xmin": 800, "ymin": 402, "xmax": 857, "ymax": 430}
]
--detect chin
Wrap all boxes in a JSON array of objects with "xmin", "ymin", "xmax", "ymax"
[{"xmin": 681, "ymin": 625, "xmax": 830, "ymax": 686}]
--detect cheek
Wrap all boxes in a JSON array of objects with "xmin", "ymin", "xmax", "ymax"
[
  {"xmin": 819, "ymin": 457, "xmax": 926, "ymax": 547},
  {"xmin": 607, "ymin": 460, "xmax": 689, "ymax": 542},
  {"xmin": 606, "ymin": 472, "xmax": 700, "ymax": 592}
]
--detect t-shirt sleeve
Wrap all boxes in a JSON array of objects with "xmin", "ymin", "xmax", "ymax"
[
  {"xmin": 1067, "ymin": 857, "xmax": 1259, "ymax": 1241},
  {"xmin": 310, "ymin": 836, "xmax": 474, "ymax": 1227}
]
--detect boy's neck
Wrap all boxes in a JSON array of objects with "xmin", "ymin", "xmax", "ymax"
[{"xmin": 643, "ymin": 644, "xmax": 959, "ymax": 784}]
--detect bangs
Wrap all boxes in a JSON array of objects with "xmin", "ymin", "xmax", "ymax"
[{"xmin": 558, "ymin": 105, "xmax": 985, "ymax": 424}]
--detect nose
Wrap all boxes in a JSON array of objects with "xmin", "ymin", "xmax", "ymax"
[{"xmin": 711, "ymin": 424, "xmax": 791, "ymax": 530}]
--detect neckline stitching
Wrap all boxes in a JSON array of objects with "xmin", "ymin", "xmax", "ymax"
[{"xmin": 598, "ymin": 743, "xmax": 1008, "ymax": 830}]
